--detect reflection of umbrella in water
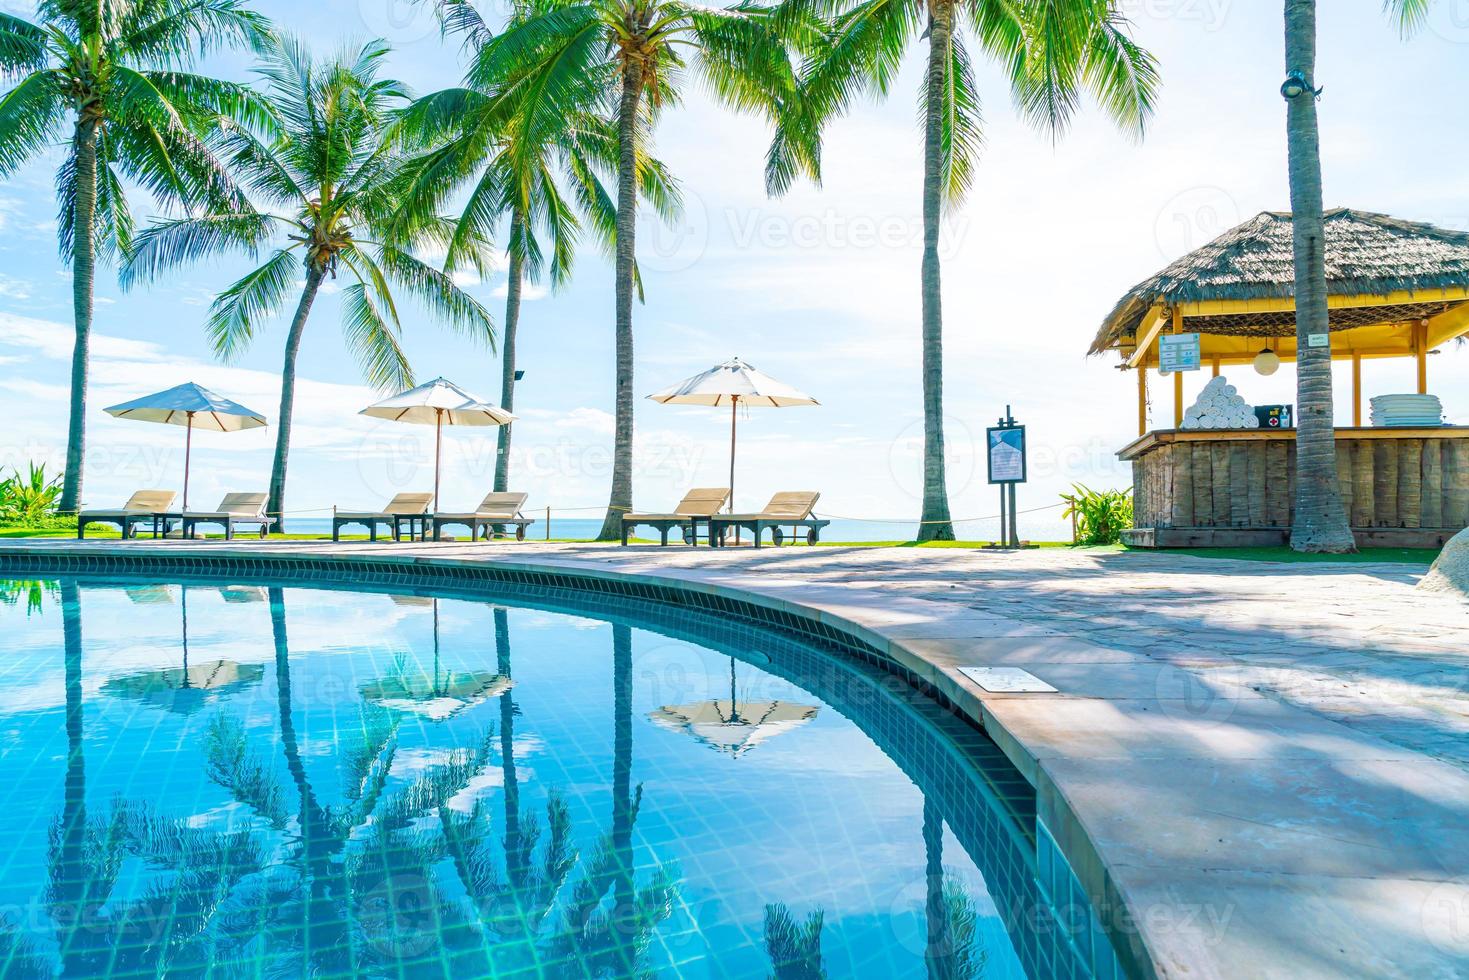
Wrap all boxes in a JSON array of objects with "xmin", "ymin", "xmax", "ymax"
[
  {"xmin": 359, "ymin": 598, "xmax": 511, "ymax": 721},
  {"xmin": 648, "ymin": 656, "xmax": 818, "ymax": 758},
  {"xmin": 102, "ymin": 586, "xmax": 264, "ymax": 714}
]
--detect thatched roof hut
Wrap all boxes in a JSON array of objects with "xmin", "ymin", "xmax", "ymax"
[{"xmin": 1091, "ymin": 208, "xmax": 1469, "ymax": 361}]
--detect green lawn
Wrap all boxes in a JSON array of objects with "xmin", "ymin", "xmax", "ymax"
[
  {"xmin": 0, "ymin": 525, "xmax": 1442, "ymax": 564},
  {"xmin": 1136, "ymin": 545, "xmax": 1440, "ymax": 564}
]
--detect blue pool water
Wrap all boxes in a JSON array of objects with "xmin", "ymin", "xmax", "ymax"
[{"xmin": 0, "ymin": 576, "xmax": 1121, "ymax": 978}]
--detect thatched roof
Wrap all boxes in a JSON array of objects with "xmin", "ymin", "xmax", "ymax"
[{"xmin": 1091, "ymin": 208, "xmax": 1469, "ymax": 354}]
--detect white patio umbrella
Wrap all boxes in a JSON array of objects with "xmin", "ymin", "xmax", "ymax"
[
  {"xmin": 360, "ymin": 377, "xmax": 515, "ymax": 510},
  {"xmin": 647, "ymin": 357, "xmax": 817, "ymax": 513},
  {"xmin": 104, "ymin": 382, "xmax": 267, "ymax": 511}
]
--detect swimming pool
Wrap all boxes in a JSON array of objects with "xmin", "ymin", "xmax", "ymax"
[{"xmin": 0, "ymin": 575, "xmax": 1124, "ymax": 978}]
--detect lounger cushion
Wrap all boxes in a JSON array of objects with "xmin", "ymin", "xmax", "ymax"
[
  {"xmin": 624, "ymin": 488, "xmax": 729, "ymax": 521},
  {"xmin": 717, "ymin": 491, "xmax": 821, "ymax": 521},
  {"xmin": 81, "ymin": 490, "xmax": 177, "ymax": 517}
]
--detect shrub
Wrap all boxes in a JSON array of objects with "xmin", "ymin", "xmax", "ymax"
[
  {"xmin": 0, "ymin": 463, "xmax": 64, "ymax": 526},
  {"xmin": 1060, "ymin": 484, "xmax": 1134, "ymax": 545}
]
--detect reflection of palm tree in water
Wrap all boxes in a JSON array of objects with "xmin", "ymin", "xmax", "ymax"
[
  {"xmin": 24, "ymin": 583, "xmax": 263, "ymax": 977},
  {"xmin": 923, "ymin": 799, "xmax": 985, "ymax": 979},
  {"xmin": 207, "ymin": 597, "xmax": 677, "ymax": 975},
  {"xmin": 763, "ymin": 800, "xmax": 984, "ymax": 979}
]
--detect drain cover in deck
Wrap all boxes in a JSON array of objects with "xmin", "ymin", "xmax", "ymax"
[{"xmin": 958, "ymin": 667, "xmax": 1057, "ymax": 693}]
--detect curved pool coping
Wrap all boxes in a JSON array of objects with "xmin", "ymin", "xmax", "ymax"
[{"xmin": 0, "ymin": 542, "xmax": 1162, "ymax": 979}]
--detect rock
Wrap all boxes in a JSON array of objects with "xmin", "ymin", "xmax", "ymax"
[{"xmin": 1419, "ymin": 528, "xmax": 1469, "ymax": 599}]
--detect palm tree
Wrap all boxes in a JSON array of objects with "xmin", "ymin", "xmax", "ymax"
[
  {"xmin": 0, "ymin": 0, "xmax": 271, "ymax": 514},
  {"xmin": 123, "ymin": 35, "xmax": 496, "ymax": 530},
  {"xmin": 767, "ymin": 0, "xmax": 1157, "ymax": 540},
  {"xmin": 395, "ymin": 5, "xmax": 679, "ymax": 501},
  {"xmin": 477, "ymin": 0, "xmax": 804, "ymax": 539},
  {"xmin": 1280, "ymin": 0, "xmax": 1354, "ymax": 553}
]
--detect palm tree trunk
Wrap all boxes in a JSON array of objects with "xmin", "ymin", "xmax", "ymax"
[
  {"xmin": 60, "ymin": 120, "xmax": 100, "ymax": 514},
  {"xmin": 494, "ymin": 210, "xmax": 526, "ymax": 497},
  {"xmin": 597, "ymin": 61, "xmax": 646, "ymax": 541},
  {"xmin": 916, "ymin": 9, "xmax": 955, "ymax": 542},
  {"xmin": 1284, "ymin": 0, "xmax": 1354, "ymax": 553},
  {"xmin": 267, "ymin": 266, "xmax": 326, "ymax": 533}
]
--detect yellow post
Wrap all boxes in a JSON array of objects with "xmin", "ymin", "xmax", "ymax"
[
  {"xmin": 1137, "ymin": 365, "xmax": 1148, "ymax": 436},
  {"xmin": 1351, "ymin": 353, "xmax": 1362, "ymax": 427},
  {"xmin": 1211, "ymin": 358, "xmax": 1221, "ymax": 378},
  {"xmin": 1171, "ymin": 307, "xmax": 1185, "ymax": 428},
  {"xmin": 1416, "ymin": 323, "xmax": 1429, "ymax": 394}
]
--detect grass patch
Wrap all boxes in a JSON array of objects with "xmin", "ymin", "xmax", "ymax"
[
  {"xmin": 1127, "ymin": 545, "xmax": 1439, "ymax": 565},
  {"xmin": 814, "ymin": 539, "xmax": 1076, "ymax": 549}
]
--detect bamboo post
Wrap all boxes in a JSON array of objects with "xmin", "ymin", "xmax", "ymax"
[
  {"xmin": 1211, "ymin": 358, "xmax": 1221, "ymax": 378},
  {"xmin": 1416, "ymin": 323, "xmax": 1429, "ymax": 395},
  {"xmin": 1352, "ymin": 353, "xmax": 1363, "ymax": 427},
  {"xmin": 1137, "ymin": 366, "xmax": 1148, "ymax": 436},
  {"xmin": 1172, "ymin": 307, "xmax": 1184, "ymax": 428},
  {"xmin": 545, "ymin": 505, "xmax": 550, "ymax": 541}
]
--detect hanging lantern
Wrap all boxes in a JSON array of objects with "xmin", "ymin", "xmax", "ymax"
[{"xmin": 1253, "ymin": 348, "xmax": 1281, "ymax": 376}]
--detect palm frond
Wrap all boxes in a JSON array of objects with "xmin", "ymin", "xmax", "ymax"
[
  {"xmin": 377, "ymin": 243, "xmax": 497, "ymax": 346},
  {"xmin": 122, "ymin": 211, "xmax": 279, "ymax": 287},
  {"xmin": 206, "ymin": 248, "xmax": 302, "ymax": 360},
  {"xmin": 338, "ymin": 280, "xmax": 415, "ymax": 392}
]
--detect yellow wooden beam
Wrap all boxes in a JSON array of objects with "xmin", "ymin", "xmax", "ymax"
[
  {"xmin": 1352, "ymin": 353, "xmax": 1363, "ymax": 427},
  {"xmin": 1126, "ymin": 304, "xmax": 1169, "ymax": 368},
  {"xmin": 1424, "ymin": 300, "xmax": 1469, "ymax": 349},
  {"xmin": 1416, "ymin": 323, "xmax": 1429, "ymax": 394},
  {"xmin": 1175, "ymin": 287, "xmax": 1469, "ymax": 319}
]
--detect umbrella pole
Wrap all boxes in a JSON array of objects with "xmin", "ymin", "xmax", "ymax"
[
  {"xmin": 729, "ymin": 397, "xmax": 739, "ymax": 543},
  {"xmin": 434, "ymin": 408, "xmax": 443, "ymax": 514},
  {"xmin": 183, "ymin": 412, "xmax": 194, "ymax": 512}
]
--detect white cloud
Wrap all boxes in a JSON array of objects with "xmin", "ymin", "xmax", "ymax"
[{"xmin": 491, "ymin": 281, "xmax": 547, "ymax": 301}]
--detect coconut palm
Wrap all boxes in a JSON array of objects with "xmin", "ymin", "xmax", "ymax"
[
  {"xmin": 476, "ymin": 0, "xmax": 805, "ymax": 539},
  {"xmin": 394, "ymin": 6, "xmax": 679, "ymax": 500},
  {"xmin": 123, "ymin": 35, "xmax": 496, "ymax": 530},
  {"xmin": 766, "ymin": 0, "xmax": 1157, "ymax": 540},
  {"xmin": 0, "ymin": 0, "xmax": 271, "ymax": 514},
  {"xmin": 1279, "ymin": 0, "xmax": 1354, "ymax": 552}
]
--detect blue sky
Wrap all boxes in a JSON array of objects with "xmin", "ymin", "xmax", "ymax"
[{"xmin": 2, "ymin": 0, "xmax": 1467, "ymax": 536}]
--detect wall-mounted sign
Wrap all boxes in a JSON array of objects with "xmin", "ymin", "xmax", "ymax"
[
  {"xmin": 986, "ymin": 425, "xmax": 1027, "ymax": 484},
  {"xmin": 1159, "ymin": 333, "xmax": 1202, "ymax": 373}
]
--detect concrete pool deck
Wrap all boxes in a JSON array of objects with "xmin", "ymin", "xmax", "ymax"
[{"xmin": 2, "ymin": 539, "xmax": 1466, "ymax": 979}]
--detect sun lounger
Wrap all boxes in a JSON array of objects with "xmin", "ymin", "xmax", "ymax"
[
  {"xmin": 431, "ymin": 492, "xmax": 536, "ymax": 541},
  {"xmin": 621, "ymin": 488, "xmax": 731, "ymax": 545},
  {"xmin": 332, "ymin": 492, "xmax": 434, "ymax": 542},
  {"xmin": 78, "ymin": 490, "xmax": 178, "ymax": 539},
  {"xmin": 709, "ymin": 492, "xmax": 829, "ymax": 548},
  {"xmin": 181, "ymin": 493, "xmax": 276, "ymax": 540}
]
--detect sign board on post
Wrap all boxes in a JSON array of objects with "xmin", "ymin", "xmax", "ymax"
[
  {"xmin": 986, "ymin": 426, "xmax": 1027, "ymax": 484},
  {"xmin": 1159, "ymin": 332, "xmax": 1202, "ymax": 373}
]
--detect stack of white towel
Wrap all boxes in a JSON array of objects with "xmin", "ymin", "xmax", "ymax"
[
  {"xmin": 1369, "ymin": 394, "xmax": 1444, "ymax": 427},
  {"xmin": 1182, "ymin": 376, "xmax": 1259, "ymax": 430}
]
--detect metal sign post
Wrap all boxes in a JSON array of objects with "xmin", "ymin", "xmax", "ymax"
[{"xmin": 986, "ymin": 406, "xmax": 1027, "ymax": 548}]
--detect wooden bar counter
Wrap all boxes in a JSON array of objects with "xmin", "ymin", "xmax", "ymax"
[{"xmin": 1119, "ymin": 427, "xmax": 1469, "ymax": 548}]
